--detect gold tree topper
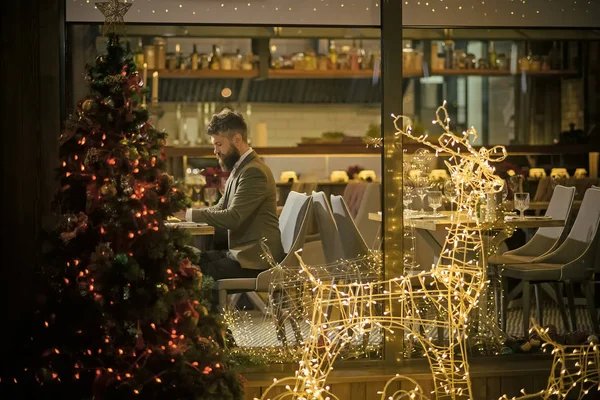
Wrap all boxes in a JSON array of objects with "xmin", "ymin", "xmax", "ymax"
[{"xmin": 96, "ymin": 0, "xmax": 132, "ymax": 35}]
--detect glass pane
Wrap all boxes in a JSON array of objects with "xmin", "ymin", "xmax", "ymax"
[
  {"xmin": 401, "ymin": 26, "xmax": 600, "ymax": 362},
  {"xmin": 67, "ymin": 23, "xmax": 383, "ymax": 363}
]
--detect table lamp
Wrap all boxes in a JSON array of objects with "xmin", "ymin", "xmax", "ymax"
[
  {"xmin": 280, "ymin": 171, "xmax": 298, "ymax": 183},
  {"xmin": 429, "ymin": 169, "xmax": 449, "ymax": 180},
  {"xmin": 550, "ymin": 168, "xmax": 569, "ymax": 178},
  {"xmin": 330, "ymin": 170, "xmax": 349, "ymax": 183},
  {"xmin": 357, "ymin": 170, "xmax": 376, "ymax": 182},
  {"xmin": 574, "ymin": 168, "xmax": 587, "ymax": 178},
  {"xmin": 529, "ymin": 168, "xmax": 546, "ymax": 179}
]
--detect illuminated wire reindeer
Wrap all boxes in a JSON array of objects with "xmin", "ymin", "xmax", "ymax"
[
  {"xmin": 259, "ymin": 103, "xmax": 508, "ymax": 400},
  {"xmin": 500, "ymin": 323, "xmax": 600, "ymax": 400}
]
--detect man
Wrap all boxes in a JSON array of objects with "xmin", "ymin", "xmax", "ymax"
[{"xmin": 186, "ymin": 109, "xmax": 284, "ymax": 281}]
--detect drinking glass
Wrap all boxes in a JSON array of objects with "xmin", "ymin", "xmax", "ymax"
[
  {"xmin": 443, "ymin": 179, "xmax": 457, "ymax": 212},
  {"xmin": 415, "ymin": 176, "xmax": 430, "ymax": 212},
  {"xmin": 500, "ymin": 180, "xmax": 509, "ymax": 202},
  {"xmin": 427, "ymin": 191, "xmax": 443, "ymax": 214},
  {"xmin": 403, "ymin": 187, "xmax": 414, "ymax": 213},
  {"xmin": 204, "ymin": 187, "xmax": 218, "ymax": 207},
  {"xmin": 514, "ymin": 192, "xmax": 530, "ymax": 219},
  {"xmin": 508, "ymin": 175, "xmax": 522, "ymax": 196}
]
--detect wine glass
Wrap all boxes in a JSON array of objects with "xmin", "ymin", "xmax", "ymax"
[
  {"xmin": 427, "ymin": 191, "xmax": 443, "ymax": 215},
  {"xmin": 415, "ymin": 176, "xmax": 430, "ymax": 213},
  {"xmin": 204, "ymin": 187, "xmax": 218, "ymax": 207},
  {"xmin": 443, "ymin": 179, "xmax": 458, "ymax": 212},
  {"xmin": 508, "ymin": 175, "xmax": 522, "ymax": 196},
  {"xmin": 403, "ymin": 187, "xmax": 414, "ymax": 214},
  {"xmin": 514, "ymin": 192, "xmax": 530, "ymax": 219},
  {"xmin": 501, "ymin": 180, "xmax": 509, "ymax": 202}
]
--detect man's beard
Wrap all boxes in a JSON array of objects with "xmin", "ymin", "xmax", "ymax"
[{"xmin": 218, "ymin": 146, "xmax": 241, "ymax": 171}]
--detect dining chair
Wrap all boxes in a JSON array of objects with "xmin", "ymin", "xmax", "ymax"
[
  {"xmin": 279, "ymin": 191, "xmax": 311, "ymax": 254},
  {"xmin": 353, "ymin": 182, "xmax": 382, "ymax": 249},
  {"xmin": 490, "ymin": 185, "xmax": 576, "ymax": 266},
  {"xmin": 500, "ymin": 187, "xmax": 600, "ymax": 337},
  {"xmin": 345, "ymin": 181, "xmax": 368, "ymax": 218},
  {"xmin": 312, "ymin": 191, "xmax": 345, "ymax": 264},
  {"xmin": 330, "ymin": 194, "xmax": 371, "ymax": 259},
  {"xmin": 490, "ymin": 185, "xmax": 576, "ymax": 331},
  {"xmin": 213, "ymin": 195, "xmax": 313, "ymax": 345}
]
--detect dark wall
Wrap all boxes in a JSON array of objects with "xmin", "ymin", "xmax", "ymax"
[{"xmin": 1, "ymin": 0, "xmax": 62, "ymax": 350}]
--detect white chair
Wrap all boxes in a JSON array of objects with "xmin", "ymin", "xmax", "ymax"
[
  {"xmin": 279, "ymin": 191, "xmax": 311, "ymax": 254},
  {"xmin": 353, "ymin": 182, "xmax": 382, "ymax": 249},
  {"xmin": 214, "ymin": 196, "xmax": 313, "ymax": 344},
  {"xmin": 490, "ymin": 185, "xmax": 576, "ymax": 266},
  {"xmin": 501, "ymin": 188, "xmax": 600, "ymax": 336},
  {"xmin": 312, "ymin": 191, "xmax": 344, "ymax": 264},
  {"xmin": 490, "ymin": 185, "xmax": 576, "ymax": 331},
  {"xmin": 330, "ymin": 194, "xmax": 371, "ymax": 259}
]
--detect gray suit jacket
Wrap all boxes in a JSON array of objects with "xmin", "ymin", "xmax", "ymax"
[{"xmin": 189, "ymin": 151, "xmax": 284, "ymax": 270}]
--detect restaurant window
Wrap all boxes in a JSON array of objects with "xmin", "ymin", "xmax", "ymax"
[
  {"xmin": 400, "ymin": 27, "xmax": 600, "ymax": 359},
  {"xmin": 66, "ymin": 23, "xmax": 384, "ymax": 361}
]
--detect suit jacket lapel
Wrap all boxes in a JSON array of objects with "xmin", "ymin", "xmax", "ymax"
[{"xmin": 223, "ymin": 151, "xmax": 258, "ymax": 206}]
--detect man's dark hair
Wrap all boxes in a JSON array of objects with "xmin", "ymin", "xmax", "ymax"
[{"xmin": 206, "ymin": 109, "xmax": 248, "ymax": 142}]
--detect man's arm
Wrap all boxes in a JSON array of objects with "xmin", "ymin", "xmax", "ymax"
[
  {"xmin": 187, "ymin": 167, "xmax": 267, "ymax": 230},
  {"xmin": 184, "ymin": 188, "xmax": 225, "ymax": 222}
]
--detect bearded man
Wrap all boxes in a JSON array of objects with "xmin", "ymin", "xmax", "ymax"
[{"xmin": 185, "ymin": 109, "xmax": 284, "ymax": 282}]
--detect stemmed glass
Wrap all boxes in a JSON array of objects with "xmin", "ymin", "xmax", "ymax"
[
  {"xmin": 501, "ymin": 180, "xmax": 509, "ymax": 203},
  {"xmin": 427, "ymin": 191, "xmax": 443, "ymax": 215},
  {"xmin": 514, "ymin": 192, "xmax": 530, "ymax": 219},
  {"xmin": 204, "ymin": 187, "xmax": 218, "ymax": 207},
  {"xmin": 403, "ymin": 187, "xmax": 414, "ymax": 214},
  {"xmin": 415, "ymin": 175, "xmax": 430, "ymax": 213},
  {"xmin": 443, "ymin": 179, "xmax": 458, "ymax": 212}
]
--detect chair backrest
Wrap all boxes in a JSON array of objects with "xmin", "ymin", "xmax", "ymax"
[
  {"xmin": 312, "ymin": 191, "xmax": 344, "ymax": 263},
  {"xmin": 536, "ymin": 187, "xmax": 600, "ymax": 267},
  {"xmin": 330, "ymin": 194, "xmax": 370, "ymax": 258},
  {"xmin": 256, "ymin": 200, "xmax": 314, "ymax": 291},
  {"xmin": 353, "ymin": 182, "xmax": 382, "ymax": 249},
  {"xmin": 506, "ymin": 185, "xmax": 575, "ymax": 257},
  {"xmin": 279, "ymin": 191, "xmax": 311, "ymax": 254},
  {"xmin": 345, "ymin": 182, "xmax": 368, "ymax": 218}
]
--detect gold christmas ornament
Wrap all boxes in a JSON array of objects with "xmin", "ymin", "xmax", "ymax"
[
  {"xmin": 100, "ymin": 183, "xmax": 117, "ymax": 197},
  {"xmin": 82, "ymin": 99, "xmax": 95, "ymax": 113},
  {"xmin": 95, "ymin": 0, "xmax": 132, "ymax": 35}
]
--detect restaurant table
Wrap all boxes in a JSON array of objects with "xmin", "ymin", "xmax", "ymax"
[
  {"xmin": 369, "ymin": 210, "xmax": 566, "ymax": 340},
  {"xmin": 165, "ymin": 222, "xmax": 215, "ymax": 236}
]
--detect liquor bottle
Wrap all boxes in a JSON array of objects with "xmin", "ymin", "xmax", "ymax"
[
  {"xmin": 328, "ymin": 40, "xmax": 338, "ymax": 70},
  {"xmin": 548, "ymin": 41, "xmax": 561, "ymax": 70},
  {"xmin": 176, "ymin": 43, "xmax": 186, "ymax": 70},
  {"xmin": 444, "ymin": 40, "xmax": 454, "ymax": 69},
  {"xmin": 489, "ymin": 41, "xmax": 497, "ymax": 69},
  {"xmin": 210, "ymin": 44, "xmax": 221, "ymax": 70},
  {"xmin": 349, "ymin": 39, "xmax": 360, "ymax": 71},
  {"xmin": 191, "ymin": 44, "xmax": 199, "ymax": 70},
  {"xmin": 134, "ymin": 38, "xmax": 145, "ymax": 70},
  {"xmin": 358, "ymin": 39, "xmax": 366, "ymax": 69}
]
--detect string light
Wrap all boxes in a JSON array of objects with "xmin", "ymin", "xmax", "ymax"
[{"xmin": 256, "ymin": 103, "xmax": 508, "ymax": 399}]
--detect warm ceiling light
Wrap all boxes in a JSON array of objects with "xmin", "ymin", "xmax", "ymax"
[{"xmin": 221, "ymin": 88, "xmax": 232, "ymax": 98}]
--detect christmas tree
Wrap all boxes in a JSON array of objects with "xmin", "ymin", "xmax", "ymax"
[{"xmin": 0, "ymin": 34, "xmax": 243, "ymax": 399}]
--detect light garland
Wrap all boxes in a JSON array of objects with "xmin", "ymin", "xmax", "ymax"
[
  {"xmin": 254, "ymin": 103, "xmax": 507, "ymax": 400},
  {"xmin": 499, "ymin": 323, "xmax": 600, "ymax": 400}
]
